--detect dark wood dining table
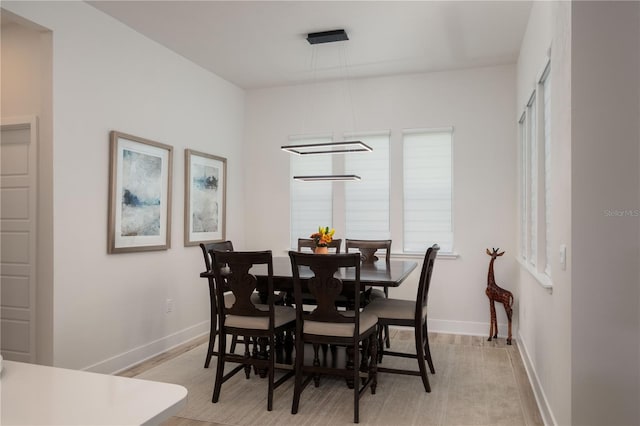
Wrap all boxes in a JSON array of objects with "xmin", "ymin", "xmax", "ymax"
[
  {"xmin": 246, "ymin": 256, "xmax": 418, "ymax": 307},
  {"xmin": 201, "ymin": 256, "xmax": 418, "ymax": 304},
  {"xmin": 252, "ymin": 256, "xmax": 418, "ymax": 289}
]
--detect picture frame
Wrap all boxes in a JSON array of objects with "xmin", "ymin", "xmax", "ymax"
[
  {"xmin": 108, "ymin": 131, "xmax": 173, "ymax": 254},
  {"xmin": 184, "ymin": 149, "xmax": 227, "ymax": 246}
]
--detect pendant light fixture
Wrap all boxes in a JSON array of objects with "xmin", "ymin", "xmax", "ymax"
[
  {"xmin": 293, "ymin": 174, "xmax": 361, "ymax": 182},
  {"xmin": 282, "ymin": 28, "xmax": 371, "ymax": 181},
  {"xmin": 282, "ymin": 140, "xmax": 372, "ymax": 156}
]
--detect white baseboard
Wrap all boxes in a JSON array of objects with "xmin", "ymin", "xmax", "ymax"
[
  {"xmin": 516, "ymin": 330, "xmax": 557, "ymax": 426},
  {"xmin": 83, "ymin": 321, "xmax": 210, "ymax": 374},
  {"xmin": 427, "ymin": 318, "xmax": 513, "ymax": 339}
]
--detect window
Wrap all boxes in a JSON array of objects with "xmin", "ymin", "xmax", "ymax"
[
  {"xmin": 540, "ymin": 61, "xmax": 552, "ymax": 277},
  {"xmin": 289, "ymin": 128, "xmax": 453, "ymax": 255},
  {"xmin": 344, "ymin": 132, "xmax": 390, "ymax": 239},
  {"xmin": 519, "ymin": 58, "xmax": 552, "ymax": 283},
  {"xmin": 289, "ymin": 135, "xmax": 333, "ymax": 249},
  {"xmin": 527, "ymin": 93, "xmax": 537, "ymax": 267},
  {"xmin": 519, "ymin": 112, "xmax": 528, "ymax": 260},
  {"xmin": 403, "ymin": 129, "xmax": 453, "ymax": 253}
]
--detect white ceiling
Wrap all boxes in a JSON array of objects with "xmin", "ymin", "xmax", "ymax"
[{"xmin": 88, "ymin": 1, "xmax": 532, "ymax": 90}]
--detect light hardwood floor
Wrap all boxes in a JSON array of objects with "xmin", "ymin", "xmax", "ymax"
[{"xmin": 119, "ymin": 331, "xmax": 543, "ymax": 426}]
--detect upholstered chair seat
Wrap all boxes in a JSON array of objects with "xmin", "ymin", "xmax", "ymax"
[
  {"xmin": 304, "ymin": 311, "xmax": 378, "ymax": 338},
  {"xmin": 225, "ymin": 305, "xmax": 296, "ymax": 330},
  {"xmin": 365, "ymin": 298, "xmax": 428, "ymax": 322}
]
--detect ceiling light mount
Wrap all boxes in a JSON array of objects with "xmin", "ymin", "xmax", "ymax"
[{"xmin": 306, "ymin": 29, "xmax": 349, "ymax": 45}]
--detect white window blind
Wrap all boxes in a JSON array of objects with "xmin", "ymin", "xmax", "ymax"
[
  {"xmin": 541, "ymin": 63, "xmax": 552, "ymax": 277},
  {"xmin": 527, "ymin": 93, "xmax": 537, "ymax": 267},
  {"xmin": 403, "ymin": 129, "xmax": 453, "ymax": 253},
  {"xmin": 519, "ymin": 113, "xmax": 528, "ymax": 260},
  {"xmin": 344, "ymin": 133, "xmax": 390, "ymax": 240},
  {"xmin": 289, "ymin": 136, "xmax": 333, "ymax": 249}
]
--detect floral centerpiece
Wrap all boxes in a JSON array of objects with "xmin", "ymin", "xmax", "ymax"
[{"xmin": 310, "ymin": 226, "xmax": 335, "ymax": 253}]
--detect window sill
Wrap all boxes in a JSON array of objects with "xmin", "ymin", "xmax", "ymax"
[{"xmin": 518, "ymin": 258, "xmax": 553, "ymax": 293}]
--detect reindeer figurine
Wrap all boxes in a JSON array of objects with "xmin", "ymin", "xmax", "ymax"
[{"xmin": 485, "ymin": 248, "xmax": 513, "ymax": 345}]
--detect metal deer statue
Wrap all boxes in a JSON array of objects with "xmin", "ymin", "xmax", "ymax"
[{"xmin": 485, "ymin": 248, "xmax": 513, "ymax": 345}]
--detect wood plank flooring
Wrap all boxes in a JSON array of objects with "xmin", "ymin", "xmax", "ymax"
[{"xmin": 119, "ymin": 330, "xmax": 543, "ymax": 426}]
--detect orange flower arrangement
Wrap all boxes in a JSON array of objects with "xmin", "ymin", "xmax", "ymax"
[{"xmin": 310, "ymin": 226, "xmax": 335, "ymax": 247}]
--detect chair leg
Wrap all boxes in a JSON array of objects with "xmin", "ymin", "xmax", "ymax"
[
  {"xmin": 230, "ymin": 335, "xmax": 238, "ymax": 353},
  {"xmin": 291, "ymin": 337, "xmax": 304, "ymax": 414},
  {"xmin": 359, "ymin": 337, "xmax": 369, "ymax": 386},
  {"xmin": 369, "ymin": 334, "xmax": 378, "ymax": 395},
  {"xmin": 377, "ymin": 325, "xmax": 384, "ymax": 363},
  {"xmin": 383, "ymin": 288, "xmax": 391, "ymax": 348},
  {"xmin": 415, "ymin": 324, "xmax": 431, "ymax": 393},
  {"xmin": 267, "ymin": 335, "xmax": 275, "ymax": 411},
  {"xmin": 244, "ymin": 338, "xmax": 252, "ymax": 379},
  {"xmin": 384, "ymin": 325, "xmax": 391, "ymax": 348},
  {"xmin": 312, "ymin": 343, "xmax": 321, "ymax": 387},
  {"xmin": 205, "ymin": 317, "xmax": 217, "ymax": 368},
  {"xmin": 353, "ymin": 342, "xmax": 360, "ymax": 424},
  {"xmin": 423, "ymin": 323, "xmax": 435, "ymax": 374},
  {"xmin": 212, "ymin": 330, "xmax": 226, "ymax": 403},
  {"xmin": 205, "ymin": 296, "xmax": 218, "ymax": 368}
]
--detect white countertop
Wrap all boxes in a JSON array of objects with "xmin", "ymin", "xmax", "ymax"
[{"xmin": 1, "ymin": 360, "xmax": 187, "ymax": 425}]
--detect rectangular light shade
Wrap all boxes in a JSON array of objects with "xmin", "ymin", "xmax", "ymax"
[
  {"xmin": 282, "ymin": 140, "xmax": 373, "ymax": 155},
  {"xmin": 293, "ymin": 174, "xmax": 361, "ymax": 182}
]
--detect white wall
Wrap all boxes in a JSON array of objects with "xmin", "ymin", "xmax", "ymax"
[
  {"xmin": 3, "ymin": 1, "xmax": 246, "ymax": 372},
  {"xmin": 571, "ymin": 2, "xmax": 639, "ymax": 425},
  {"xmin": 518, "ymin": 2, "xmax": 640, "ymax": 426},
  {"xmin": 244, "ymin": 66, "xmax": 518, "ymax": 336},
  {"xmin": 515, "ymin": 2, "xmax": 572, "ymax": 425}
]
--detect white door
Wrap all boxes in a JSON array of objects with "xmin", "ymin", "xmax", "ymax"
[{"xmin": 1, "ymin": 116, "xmax": 37, "ymax": 362}]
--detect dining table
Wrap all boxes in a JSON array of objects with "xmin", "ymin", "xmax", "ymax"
[
  {"xmin": 200, "ymin": 255, "xmax": 418, "ymax": 302},
  {"xmin": 250, "ymin": 256, "xmax": 418, "ymax": 299}
]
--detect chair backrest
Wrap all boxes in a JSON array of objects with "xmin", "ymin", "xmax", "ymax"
[
  {"xmin": 289, "ymin": 251, "xmax": 361, "ymax": 328},
  {"xmin": 415, "ymin": 245, "xmax": 440, "ymax": 319},
  {"xmin": 297, "ymin": 238, "xmax": 342, "ymax": 253},
  {"xmin": 199, "ymin": 241, "xmax": 234, "ymax": 271},
  {"xmin": 345, "ymin": 239, "xmax": 392, "ymax": 263},
  {"xmin": 210, "ymin": 250, "xmax": 273, "ymax": 322}
]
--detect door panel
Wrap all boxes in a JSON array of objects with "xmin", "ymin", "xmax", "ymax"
[{"xmin": 1, "ymin": 117, "xmax": 37, "ymax": 362}]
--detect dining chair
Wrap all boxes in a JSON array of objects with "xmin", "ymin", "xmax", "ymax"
[
  {"xmin": 363, "ymin": 244, "xmax": 439, "ymax": 393},
  {"xmin": 199, "ymin": 241, "xmax": 238, "ymax": 368},
  {"xmin": 289, "ymin": 251, "xmax": 378, "ymax": 424},
  {"xmin": 345, "ymin": 239, "xmax": 393, "ymax": 348},
  {"xmin": 297, "ymin": 238, "xmax": 343, "ymax": 253},
  {"xmin": 210, "ymin": 250, "xmax": 296, "ymax": 411},
  {"xmin": 345, "ymin": 239, "xmax": 392, "ymax": 264},
  {"xmin": 200, "ymin": 241, "xmax": 286, "ymax": 367}
]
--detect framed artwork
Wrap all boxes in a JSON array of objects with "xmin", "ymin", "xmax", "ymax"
[
  {"xmin": 184, "ymin": 149, "xmax": 226, "ymax": 246},
  {"xmin": 108, "ymin": 131, "xmax": 173, "ymax": 254}
]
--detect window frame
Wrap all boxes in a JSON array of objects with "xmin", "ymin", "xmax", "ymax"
[{"xmin": 518, "ymin": 56, "xmax": 553, "ymax": 289}]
